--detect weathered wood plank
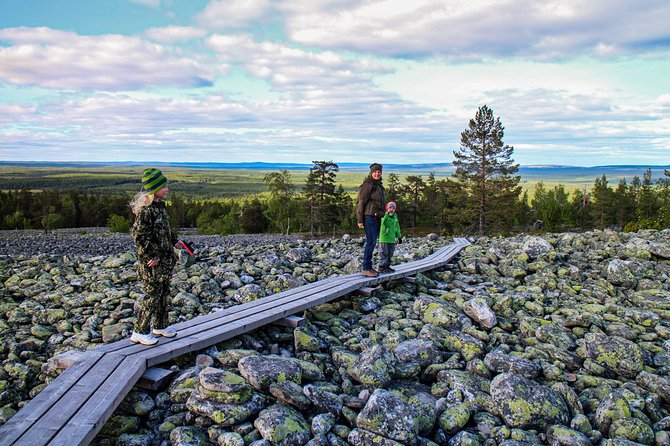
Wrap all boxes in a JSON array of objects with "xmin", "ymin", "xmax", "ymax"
[
  {"xmin": 137, "ymin": 367, "xmax": 175, "ymax": 391},
  {"xmin": 11, "ymin": 353, "xmax": 126, "ymax": 446},
  {"xmin": 142, "ymin": 278, "xmax": 366, "ymax": 366},
  {"xmin": 109, "ymin": 275, "xmax": 362, "ymax": 360},
  {"xmin": 47, "ymin": 355, "xmax": 146, "ymax": 446},
  {"xmin": 355, "ymin": 287, "xmax": 377, "ymax": 296},
  {"xmin": 94, "ymin": 275, "xmax": 350, "ymax": 355},
  {"xmin": 0, "ymin": 352, "xmax": 104, "ymax": 446},
  {"xmin": 48, "ymin": 350, "xmax": 175, "ymax": 390},
  {"xmin": 272, "ymin": 315, "xmax": 305, "ymax": 328}
]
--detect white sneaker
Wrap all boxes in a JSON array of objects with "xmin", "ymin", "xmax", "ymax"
[
  {"xmin": 130, "ymin": 331, "xmax": 158, "ymax": 345},
  {"xmin": 152, "ymin": 327, "xmax": 177, "ymax": 338}
]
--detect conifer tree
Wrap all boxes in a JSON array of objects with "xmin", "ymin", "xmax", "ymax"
[
  {"xmin": 303, "ymin": 161, "xmax": 339, "ymax": 234},
  {"xmin": 453, "ymin": 105, "xmax": 521, "ymax": 234}
]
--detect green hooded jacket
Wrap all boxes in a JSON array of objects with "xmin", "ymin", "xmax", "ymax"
[{"xmin": 379, "ymin": 212, "xmax": 401, "ymax": 244}]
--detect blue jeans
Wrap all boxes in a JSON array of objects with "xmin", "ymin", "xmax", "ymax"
[{"xmin": 363, "ymin": 215, "xmax": 380, "ymax": 270}]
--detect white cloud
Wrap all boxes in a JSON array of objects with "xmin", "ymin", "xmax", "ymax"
[
  {"xmin": 197, "ymin": 0, "xmax": 275, "ymax": 30},
  {"xmin": 0, "ymin": 28, "xmax": 218, "ymax": 90},
  {"xmin": 145, "ymin": 26, "xmax": 208, "ymax": 43},
  {"xmin": 283, "ymin": 0, "xmax": 670, "ymax": 59}
]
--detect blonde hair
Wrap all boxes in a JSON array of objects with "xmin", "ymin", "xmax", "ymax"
[{"xmin": 130, "ymin": 191, "xmax": 154, "ymax": 216}]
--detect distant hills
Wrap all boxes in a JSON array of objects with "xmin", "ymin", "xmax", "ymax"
[{"xmin": 1, "ymin": 161, "xmax": 669, "ymax": 184}]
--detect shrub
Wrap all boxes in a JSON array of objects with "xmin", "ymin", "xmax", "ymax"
[{"xmin": 108, "ymin": 214, "xmax": 130, "ymax": 233}]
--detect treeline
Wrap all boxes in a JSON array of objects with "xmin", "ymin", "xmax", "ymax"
[{"xmin": 2, "ymin": 165, "xmax": 669, "ymax": 235}]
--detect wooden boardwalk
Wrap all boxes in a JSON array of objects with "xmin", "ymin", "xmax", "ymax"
[{"xmin": 0, "ymin": 238, "xmax": 470, "ymax": 446}]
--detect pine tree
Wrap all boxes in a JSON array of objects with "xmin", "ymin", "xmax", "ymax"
[
  {"xmin": 263, "ymin": 170, "xmax": 296, "ymax": 234},
  {"xmin": 590, "ymin": 174, "xmax": 614, "ymax": 229},
  {"xmin": 453, "ymin": 105, "xmax": 521, "ymax": 234},
  {"xmin": 303, "ymin": 161, "xmax": 339, "ymax": 234}
]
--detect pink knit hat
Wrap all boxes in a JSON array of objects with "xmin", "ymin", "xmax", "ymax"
[{"xmin": 386, "ymin": 201, "xmax": 397, "ymax": 211}]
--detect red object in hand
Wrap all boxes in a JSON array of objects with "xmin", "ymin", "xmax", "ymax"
[{"xmin": 177, "ymin": 241, "xmax": 194, "ymax": 256}]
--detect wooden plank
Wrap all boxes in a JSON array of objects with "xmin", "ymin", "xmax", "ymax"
[
  {"xmin": 142, "ymin": 277, "xmax": 366, "ymax": 366},
  {"xmin": 48, "ymin": 350, "xmax": 175, "ymax": 390},
  {"xmin": 355, "ymin": 287, "xmax": 377, "ymax": 297},
  {"xmin": 272, "ymin": 315, "xmax": 304, "ymax": 328},
  {"xmin": 48, "ymin": 355, "xmax": 146, "ymax": 446},
  {"xmin": 94, "ymin": 275, "xmax": 350, "ymax": 355},
  {"xmin": 137, "ymin": 367, "xmax": 175, "ymax": 391},
  {"xmin": 0, "ymin": 352, "xmax": 104, "ymax": 446},
  {"xmin": 108, "ymin": 274, "xmax": 363, "ymax": 359},
  {"xmin": 11, "ymin": 353, "xmax": 126, "ymax": 446}
]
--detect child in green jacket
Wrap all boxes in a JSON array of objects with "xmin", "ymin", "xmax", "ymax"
[{"xmin": 378, "ymin": 201, "xmax": 402, "ymax": 273}]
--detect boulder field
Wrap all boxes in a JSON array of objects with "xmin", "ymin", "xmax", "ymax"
[{"xmin": 1, "ymin": 229, "xmax": 669, "ymax": 446}]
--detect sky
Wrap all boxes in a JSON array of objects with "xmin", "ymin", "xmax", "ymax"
[{"xmin": 0, "ymin": 0, "xmax": 669, "ymax": 166}]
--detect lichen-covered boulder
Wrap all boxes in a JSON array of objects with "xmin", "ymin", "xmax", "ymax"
[
  {"xmin": 484, "ymin": 350, "xmax": 541, "ymax": 379},
  {"xmin": 442, "ymin": 331, "xmax": 485, "ymax": 361},
  {"xmin": 303, "ymin": 384, "xmax": 343, "ymax": 417},
  {"xmin": 490, "ymin": 373, "xmax": 569, "ymax": 430},
  {"xmin": 347, "ymin": 344, "xmax": 396, "ymax": 387},
  {"xmin": 168, "ymin": 368, "xmax": 200, "ymax": 404},
  {"xmin": 439, "ymin": 402, "xmax": 471, "ymax": 435},
  {"xmin": 522, "ymin": 236, "xmax": 553, "ymax": 259},
  {"xmin": 594, "ymin": 391, "xmax": 632, "ymax": 434},
  {"xmin": 636, "ymin": 370, "xmax": 670, "ymax": 404},
  {"xmin": 608, "ymin": 417, "xmax": 654, "ymax": 445},
  {"xmin": 606, "ymin": 259, "xmax": 637, "ymax": 288},
  {"xmin": 294, "ymin": 327, "xmax": 322, "ymax": 352},
  {"xmin": 119, "ymin": 390, "xmax": 155, "ymax": 416},
  {"xmin": 388, "ymin": 381, "xmax": 438, "ymax": 436},
  {"xmin": 186, "ymin": 390, "xmax": 271, "ymax": 426},
  {"xmin": 269, "ymin": 381, "xmax": 311, "ymax": 410},
  {"xmin": 355, "ymin": 389, "xmax": 418, "ymax": 444},
  {"xmin": 196, "ymin": 367, "xmax": 252, "ymax": 405},
  {"xmin": 238, "ymin": 355, "xmax": 302, "ymax": 392},
  {"xmin": 347, "ymin": 429, "xmax": 404, "ymax": 446},
  {"xmin": 254, "ymin": 403, "xmax": 311, "ymax": 446},
  {"xmin": 393, "ymin": 338, "xmax": 443, "ymax": 367},
  {"xmin": 545, "ymin": 425, "xmax": 593, "ymax": 446},
  {"xmin": 584, "ymin": 333, "xmax": 644, "ymax": 379},
  {"xmin": 233, "ymin": 284, "xmax": 266, "ymax": 303},
  {"xmin": 215, "ymin": 349, "xmax": 259, "ymax": 367},
  {"xmin": 311, "ymin": 412, "xmax": 337, "ymax": 436},
  {"xmin": 463, "ymin": 298, "xmax": 497, "ymax": 329},
  {"xmin": 169, "ymin": 426, "xmax": 209, "ymax": 446},
  {"xmin": 285, "ymin": 247, "xmax": 313, "ymax": 263},
  {"xmin": 98, "ymin": 414, "xmax": 140, "ymax": 437}
]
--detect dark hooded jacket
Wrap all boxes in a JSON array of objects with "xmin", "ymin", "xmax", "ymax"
[{"xmin": 356, "ymin": 176, "xmax": 386, "ymax": 224}]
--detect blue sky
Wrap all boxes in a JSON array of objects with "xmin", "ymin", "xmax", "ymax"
[{"xmin": 0, "ymin": 0, "xmax": 669, "ymax": 166}]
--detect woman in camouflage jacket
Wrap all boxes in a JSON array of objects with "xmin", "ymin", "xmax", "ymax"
[{"xmin": 129, "ymin": 168, "xmax": 179, "ymax": 345}]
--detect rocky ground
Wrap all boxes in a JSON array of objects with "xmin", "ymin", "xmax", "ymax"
[{"xmin": 1, "ymin": 229, "xmax": 670, "ymax": 446}]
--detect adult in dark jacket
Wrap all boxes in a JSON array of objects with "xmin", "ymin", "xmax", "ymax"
[{"xmin": 356, "ymin": 163, "xmax": 385, "ymax": 276}]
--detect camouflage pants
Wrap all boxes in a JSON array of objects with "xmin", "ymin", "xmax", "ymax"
[{"xmin": 134, "ymin": 264, "xmax": 173, "ymax": 334}]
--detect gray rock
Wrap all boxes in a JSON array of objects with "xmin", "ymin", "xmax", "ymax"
[
  {"xmin": 462, "ymin": 297, "xmax": 497, "ymax": 329},
  {"xmin": 356, "ymin": 389, "xmax": 418, "ymax": 443},
  {"xmin": 490, "ymin": 372, "xmax": 569, "ymax": 430},
  {"xmin": 169, "ymin": 426, "xmax": 210, "ymax": 446},
  {"xmin": 347, "ymin": 344, "xmax": 396, "ymax": 387},
  {"xmin": 522, "ymin": 236, "xmax": 553, "ymax": 259},
  {"xmin": 584, "ymin": 333, "xmax": 645, "ymax": 379},
  {"xmin": 238, "ymin": 355, "xmax": 302, "ymax": 392},
  {"xmin": 254, "ymin": 403, "xmax": 311, "ymax": 446},
  {"xmin": 484, "ymin": 350, "xmax": 541, "ymax": 379}
]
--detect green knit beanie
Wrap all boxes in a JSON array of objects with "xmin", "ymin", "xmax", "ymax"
[{"xmin": 141, "ymin": 168, "xmax": 168, "ymax": 194}]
